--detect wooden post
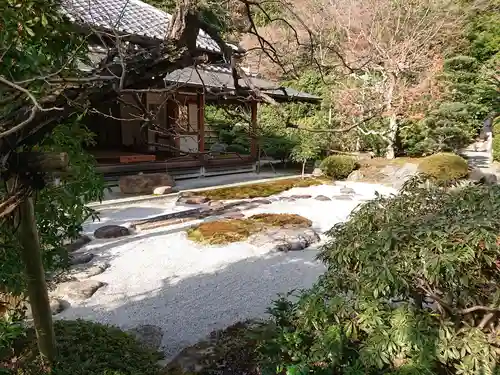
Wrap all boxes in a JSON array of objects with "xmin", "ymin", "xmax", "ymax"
[
  {"xmin": 18, "ymin": 197, "xmax": 56, "ymax": 362},
  {"xmin": 250, "ymin": 101, "xmax": 258, "ymax": 159},
  {"xmin": 197, "ymin": 92, "xmax": 205, "ymax": 153}
]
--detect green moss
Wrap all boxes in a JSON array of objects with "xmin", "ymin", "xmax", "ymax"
[
  {"xmin": 201, "ymin": 178, "xmax": 328, "ymax": 201},
  {"xmin": 5, "ymin": 319, "xmax": 162, "ymax": 375},
  {"xmin": 418, "ymin": 152, "xmax": 469, "ymax": 182},
  {"xmin": 319, "ymin": 155, "xmax": 358, "ymax": 179},
  {"xmin": 187, "ymin": 214, "xmax": 312, "ymax": 245}
]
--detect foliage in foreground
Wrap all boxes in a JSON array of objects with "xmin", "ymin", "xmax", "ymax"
[
  {"xmin": 187, "ymin": 213, "xmax": 311, "ymax": 244},
  {"xmin": 418, "ymin": 152, "xmax": 469, "ymax": 182},
  {"xmin": 200, "ymin": 178, "xmax": 327, "ymax": 200},
  {"xmin": 1, "ymin": 319, "xmax": 161, "ymax": 375},
  {"xmin": 0, "ymin": 122, "xmax": 104, "ymax": 296},
  {"xmin": 259, "ymin": 178, "xmax": 500, "ymax": 374},
  {"xmin": 319, "ymin": 155, "xmax": 359, "ymax": 179}
]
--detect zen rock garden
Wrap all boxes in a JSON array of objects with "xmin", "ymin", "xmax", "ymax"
[{"xmin": 45, "ymin": 176, "xmax": 396, "ymax": 365}]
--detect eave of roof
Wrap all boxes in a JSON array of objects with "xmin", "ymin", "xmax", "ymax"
[
  {"xmin": 61, "ymin": 0, "xmax": 221, "ymax": 53},
  {"xmin": 164, "ymin": 65, "xmax": 321, "ymax": 103}
]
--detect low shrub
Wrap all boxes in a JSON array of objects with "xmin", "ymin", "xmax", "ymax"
[
  {"xmin": 201, "ymin": 178, "xmax": 327, "ymax": 200},
  {"xmin": 187, "ymin": 214, "xmax": 312, "ymax": 245},
  {"xmin": 258, "ymin": 178, "xmax": 500, "ymax": 374},
  {"xmin": 2, "ymin": 319, "xmax": 161, "ymax": 375},
  {"xmin": 493, "ymin": 119, "xmax": 500, "ymax": 162},
  {"xmin": 319, "ymin": 155, "xmax": 358, "ymax": 179},
  {"xmin": 418, "ymin": 152, "xmax": 469, "ymax": 182}
]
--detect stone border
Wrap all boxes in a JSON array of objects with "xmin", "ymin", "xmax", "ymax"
[{"xmin": 88, "ymin": 174, "xmax": 309, "ymax": 210}]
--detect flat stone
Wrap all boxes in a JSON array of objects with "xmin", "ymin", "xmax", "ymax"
[
  {"xmin": 290, "ymin": 194, "xmax": 312, "ymax": 199},
  {"xmin": 315, "ymin": 195, "xmax": 331, "ymax": 201},
  {"xmin": 279, "ymin": 197, "xmax": 296, "ymax": 202},
  {"xmin": 53, "ymin": 280, "xmax": 105, "ymax": 300},
  {"xmin": 94, "ymin": 225, "xmax": 130, "ymax": 239},
  {"xmin": 69, "ymin": 252, "xmax": 94, "ymax": 266},
  {"xmin": 339, "ymin": 187, "xmax": 356, "ymax": 195},
  {"xmin": 177, "ymin": 196, "xmax": 210, "ymax": 205},
  {"xmin": 223, "ymin": 212, "xmax": 245, "ymax": 219},
  {"xmin": 238, "ymin": 203, "xmax": 260, "ymax": 210},
  {"xmin": 252, "ymin": 199, "xmax": 272, "ymax": 204},
  {"xmin": 65, "ymin": 235, "xmax": 91, "ymax": 252},
  {"xmin": 70, "ymin": 262, "xmax": 110, "ymax": 279},
  {"xmin": 127, "ymin": 324, "xmax": 163, "ymax": 351},
  {"xmin": 333, "ymin": 195, "xmax": 354, "ymax": 200},
  {"xmin": 153, "ymin": 186, "xmax": 174, "ymax": 195},
  {"xmin": 119, "ymin": 173, "xmax": 175, "ymax": 194}
]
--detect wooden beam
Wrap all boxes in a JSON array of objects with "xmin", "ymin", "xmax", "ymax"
[
  {"xmin": 198, "ymin": 92, "xmax": 205, "ymax": 153},
  {"xmin": 250, "ymin": 101, "xmax": 258, "ymax": 159}
]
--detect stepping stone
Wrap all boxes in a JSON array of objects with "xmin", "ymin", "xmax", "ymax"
[
  {"xmin": 340, "ymin": 187, "xmax": 356, "ymax": 195},
  {"xmin": 252, "ymin": 199, "xmax": 272, "ymax": 204},
  {"xmin": 70, "ymin": 262, "xmax": 110, "ymax": 279},
  {"xmin": 69, "ymin": 252, "xmax": 94, "ymax": 266},
  {"xmin": 94, "ymin": 225, "xmax": 130, "ymax": 239},
  {"xmin": 53, "ymin": 280, "xmax": 105, "ymax": 301},
  {"xmin": 223, "ymin": 212, "xmax": 245, "ymax": 219},
  {"xmin": 315, "ymin": 195, "xmax": 331, "ymax": 201},
  {"xmin": 334, "ymin": 195, "xmax": 353, "ymax": 200},
  {"xmin": 177, "ymin": 196, "xmax": 210, "ymax": 205},
  {"xmin": 290, "ymin": 194, "xmax": 312, "ymax": 199}
]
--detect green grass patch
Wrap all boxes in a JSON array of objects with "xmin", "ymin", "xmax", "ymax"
[
  {"xmin": 200, "ymin": 177, "xmax": 328, "ymax": 201},
  {"xmin": 187, "ymin": 214, "xmax": 312, "ymax": 245}
]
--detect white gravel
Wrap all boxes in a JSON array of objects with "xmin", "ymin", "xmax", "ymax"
[{"xmin": 57, "ymin": 181, "xmax": 396, "ymax": 359}]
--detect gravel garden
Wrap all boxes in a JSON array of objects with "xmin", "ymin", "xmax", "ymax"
[{"xmin": 44, "ymin": 176, "xmax": 397, "ymax": 362}]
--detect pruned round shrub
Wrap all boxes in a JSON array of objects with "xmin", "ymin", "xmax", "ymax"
[
  {"xmin": 258, "ymin": 178, "xmax": 500, "ymax": 374},
  {"xmin": 418, "ymin": 152, "xmax": 468, "ymax": 182},
  {"xmin": 4, "ymin": 319, "xmax": 161, "ymax": 375},
  {"xmin": 319, "ymin": 155, "xmax": 358, "ymax": 179}
]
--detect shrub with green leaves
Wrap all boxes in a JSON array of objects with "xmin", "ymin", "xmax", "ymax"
[
  {"xmin": 319, "ymin": 155, "xmax": 358, "ymax": 179},
  {"xmin": 493, "ymin": 119, "xmax": 500, "ymax": 162},
  {"xmin": 258, "ymin": 178, "xmax": 500, "ymax": 374},
  {"xmin": 3, "ymin": 319, "xmax": 161, "ymax": 375},
  {"xmin": 418, "ymin": 152, "xmax": 469, "ymax": 182}
]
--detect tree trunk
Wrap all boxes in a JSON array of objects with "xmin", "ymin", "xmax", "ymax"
[
  {"xmin": 384, "ymin": 72, "xmax": 397, "ymax": 159},
  {"xmin": 385, "ymin": 113, "xmax": 397, "ymax": 159},
  {"xmin": 302, "ymin": 160, "xmax": 306, "ymax": 178},
  {"xmin": 18, "ymin": 197, "xmax": 56, "ymax": 363}
]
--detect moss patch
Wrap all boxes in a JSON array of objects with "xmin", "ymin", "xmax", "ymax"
[
  {"xmin": 419, "ymin": 152, "xmax": 469, "ymax": 182},
  {"xmin": 200, "ymin": 177, "xmax": 328, "ymax": 201},
  {"xmin": 3, "ymin": 319, "xmax": 162, "ymax": 375},
  {"xmin": 187, "ymin": 214, "xmax": 312, "ymax": 245}
]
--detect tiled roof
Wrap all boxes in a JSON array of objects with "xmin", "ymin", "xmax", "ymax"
[
  {"xmin": 164, "ymin": 65, "xmax": 321, "ymax": 102},
  {"xmin": 61, "ymin": 0, "xmax": 221, "ymax": 53}
]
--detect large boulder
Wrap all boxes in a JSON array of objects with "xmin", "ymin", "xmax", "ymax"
[
  {"xmin": 94, "ymin": 225, "xmax": 130, "ymax": 239},
  {"xmin": 249, "ymin": 228, "xmax": 320, "ymax": 252},
  {"xmin": 119, "ymin": 173, "xmax": 175, "ymax": 195},
  {"xmin": 380, "ymin": 163, "xmax": 419, "ymax": 189}
]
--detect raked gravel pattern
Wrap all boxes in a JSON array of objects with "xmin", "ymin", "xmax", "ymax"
[{"xmin": 56, "ymin": 182, "xmax": 396, "ymax": 359}]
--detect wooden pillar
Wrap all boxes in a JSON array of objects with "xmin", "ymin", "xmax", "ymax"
[
  {"xmin": 197, "ymin": 92, "xmax": 205, "ymax": 152},
  {"xmin": 250, "ymin": 101, "xmax": 258, "ymax": 159}
]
